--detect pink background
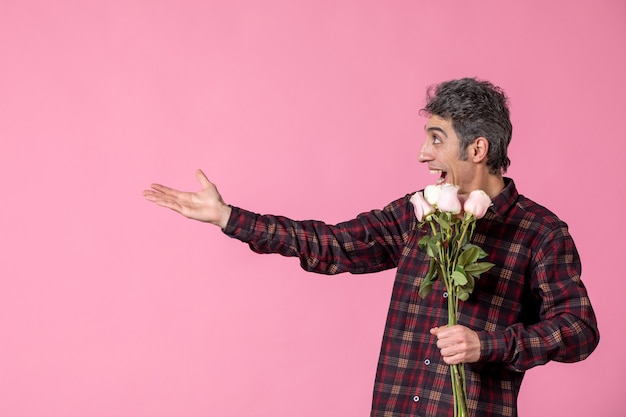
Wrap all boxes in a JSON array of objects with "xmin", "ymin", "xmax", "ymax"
[{"xmin": 1, "ymin": 1, "xmax": 624, "ymax": 416}]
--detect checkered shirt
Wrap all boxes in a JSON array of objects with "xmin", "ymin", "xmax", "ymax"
[{"xmin": 223, "ymin": 178, "xmax": 599, "ymax": 417}]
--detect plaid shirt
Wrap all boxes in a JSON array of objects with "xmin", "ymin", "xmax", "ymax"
[{"xmin": 223, "ymin": 178, "xmax": 599, "ymax": 417}]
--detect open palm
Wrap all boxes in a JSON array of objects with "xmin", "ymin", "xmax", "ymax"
[{"xmin": 143, "ymin": 169, "xmax": 231, "ymax": 228}]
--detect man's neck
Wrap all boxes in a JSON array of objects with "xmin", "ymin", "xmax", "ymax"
[
  {"xmin": 458, "ymin": 172, "xmax": 505, "ymax": 200},
  {"xmin": 482, "ymin": 174, "xmax": 505, "ymax": 199}
]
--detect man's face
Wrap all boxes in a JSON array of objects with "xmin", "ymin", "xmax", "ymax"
[{"xmin": 419, "ymin": 115, "xmax": 476, "ymax": 196}]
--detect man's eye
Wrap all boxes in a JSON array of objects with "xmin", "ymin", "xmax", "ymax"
[{"xmin": 433, "ymin": 136, "xmax": 442, "ymax": 144}]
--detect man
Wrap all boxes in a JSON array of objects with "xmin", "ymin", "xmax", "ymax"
[{"xmin": 143, "ymin": 78, "xmax": 599, "ymax": 416}]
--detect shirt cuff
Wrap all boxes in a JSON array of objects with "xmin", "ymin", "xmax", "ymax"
[
  {"xmin": 222, "ymin": 206, "xmax": 257, "ymax": 242},
  {"xmin": 477, "ymin": 330, "xmax": 508, "ymax": 363}
]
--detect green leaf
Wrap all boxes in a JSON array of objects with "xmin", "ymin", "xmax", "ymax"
[
  {"xmin": 458, "ymin": 245, "xmax": 480, "ymax": 267},
  {"xmin": 463, "ymin": 243, "xmax": 488, "ymax": 259},
  {"xmin": 452, "ymin": 270, "xmax": 468, "ymax": 286},
  {"xmin": 425, "ymin": 242, "xmax": 436, "ymax": 258},
  {"xmin": 465, "ymin": 273, "xmax": 475, "ymax": 290},
  {"xmin": 458, "ymin": 291, "xmax": 470, "ymax": 301},
  {"xmin": 418, "ymin": 235, "xmax": 431, "ymax": 250},
  {"xmin": 425, "ymin": 258, "xmax": 438, "ymax": 281},
  {"xmin": 418, "ymin": 280, "xmax": 433, "ymax": 299},
  {"xmin": 436, "ymin": 213, "xmax": 450, "ymax": 229},
  {"xmin": 418, "ymin": 259, "xmax": 438, "ymax": 299},
  {"xmin": 464, "ymin": 262, "xmax": 495, "ymax": 276}
]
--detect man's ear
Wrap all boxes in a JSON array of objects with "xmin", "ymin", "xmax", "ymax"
[{"xmin": 471, "ymin": 137, "xmax": 489, "ymax": 163}]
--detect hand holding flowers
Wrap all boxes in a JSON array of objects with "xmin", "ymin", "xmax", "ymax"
[{"xmin": 410, "ymin": 184, "xmax": 494, "ymax": 417}]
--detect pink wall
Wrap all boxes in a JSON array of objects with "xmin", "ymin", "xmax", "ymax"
[{"xmin": 1, "ymin": 1, "xmax": 623, "ymax": 416}]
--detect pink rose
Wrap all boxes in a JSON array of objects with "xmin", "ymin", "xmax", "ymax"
[
  {"xmin": 436, "ymin": 184, "xmax": 462, "ymax": 214},
  {"xmin": 463, "ymin": 189, "xmax": 492, "ymax": 219},
  {"xmin": 410, "ymin": 191, "xmax": 435, "ymax": 221},
  {"xmin": 424, "ymin": 184, "xmax": 442, "ymax": 206}
]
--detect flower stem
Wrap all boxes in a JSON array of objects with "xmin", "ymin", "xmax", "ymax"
[
  {"xmin": 446, "ymin": 265, "xmax": 470, "ymax": 417},
  {"xmin": 427, "ymin": 212, "xmax": 478, "ymax": 416}
]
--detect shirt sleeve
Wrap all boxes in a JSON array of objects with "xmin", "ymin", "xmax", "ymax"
[
  {"xmin": 477, "ymin": 222, "xmax": 600, "ymax": 371},
  {"xmin": 222, "ymin": 196, "xmax": 417, "ymax": 275}
]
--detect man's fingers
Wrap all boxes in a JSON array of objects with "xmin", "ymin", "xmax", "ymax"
[
  {"xmin": 157, "ymin": 199, "xmax": 183, "ymax": 213},
  {"xmin": 149, "ymin": 183, "xmax": 181, "ymax": 196},
  {"xmin": 143, "ymin": 190, "xmax": 176, "ymax": 206},
  {"xmin": 442, "ymin": 353, "xmax": 463, "ymax": 365},
  {"xmin": 142, "ymin": 190, "xmax": 158, "ymax": 201},
  {"xmin": 146, "ymin": 193, "xmax": 185, "ymax": 214},
  {"xmin": 195, "ymin": 169, "xmax": 211, "ymax": 188},
  {"xmin": 431, "ymin": 324, "xmax": 480, "ymax": 364}
]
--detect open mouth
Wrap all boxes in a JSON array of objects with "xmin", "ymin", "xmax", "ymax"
[{"xmin": 429, "ymin": 169, "xmax": 447, "ymax": 185}]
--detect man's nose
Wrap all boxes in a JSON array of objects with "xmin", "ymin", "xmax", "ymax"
[{"xmin": 418, "ymin": 141, "xmax": 431, "ymax": 163}]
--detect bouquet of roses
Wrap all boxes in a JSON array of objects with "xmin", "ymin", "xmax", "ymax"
[{"xmin": 410, "ymin": 183, "xmax": 494, "ymax": 417}]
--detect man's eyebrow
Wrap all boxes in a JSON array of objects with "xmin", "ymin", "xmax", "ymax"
[{"xmin": 425, "ymin": 126, "xmax": 448, "ymax": 138}]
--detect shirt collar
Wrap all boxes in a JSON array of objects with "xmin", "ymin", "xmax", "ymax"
[{"xmin": 486, "ymin": 177, "xmax": 518, "ymax": 219}]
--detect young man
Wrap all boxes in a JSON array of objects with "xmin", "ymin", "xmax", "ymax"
[{"xmin": 143, "ymin": 78, "xmax": 599, "ymax": 417}]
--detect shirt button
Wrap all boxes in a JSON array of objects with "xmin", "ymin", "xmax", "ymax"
[
  {"xmin": 413, "ymin": 395, "xmax": 420, "ymax": 402},
  {"xmin": 424, "ymin": 359, "xmax": 431, "ymax": 365},
  {"xmin": 443, "ymin": 291, "xmax": 448, "ymax": 298}
]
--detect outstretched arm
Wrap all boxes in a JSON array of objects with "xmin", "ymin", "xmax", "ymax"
[{"xmin": 142, "ymin": 169, "xmax": 232, "ymax": 229}]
